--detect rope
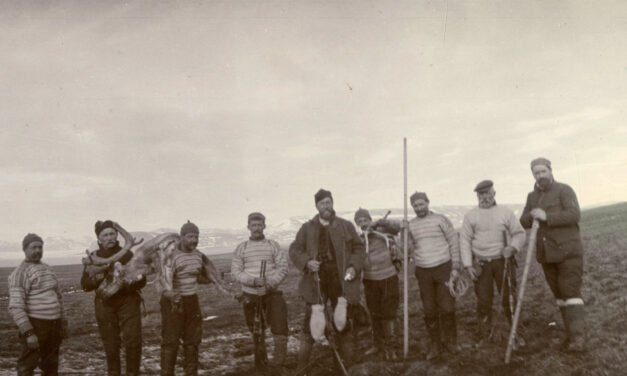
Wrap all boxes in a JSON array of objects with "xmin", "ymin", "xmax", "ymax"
[{"xmin": 445, "ymin": 272, "xmax": 470, "ymax": 298}]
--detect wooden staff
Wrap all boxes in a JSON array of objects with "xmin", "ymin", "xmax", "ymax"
[
  {"xmin": 403, "ymin": 137, "xmax": 409, "ymax": 359},
  {"xmin": 254, "ymin": 260, "xmax": 268, "ymax": 369},
  {"xmin": 505, "ymin": 219, "xmax": 539, "ymax": 363}
]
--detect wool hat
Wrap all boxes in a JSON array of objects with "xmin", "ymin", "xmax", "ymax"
[
  {"xmin": 248, "ymin": 212, "xmax": 266, "ymax": 223},
  {"xmin": 94, "ymin": 220, "xmax": 116, "ymax": 236},
  {"xmin": 180, "ymin": 220, "xmax": 199, "ymax": 236},
  {"xmin": 354, "ymin": 208, "xmax": 371, "ymax": 221},
  {"xmin": 531, "ymin": 157, "xmax": 552, "ymax": 171},
  {"xmin": 22, "ymin": 233, "xmax": 43, "ymax": 250},
  {"xmin": 314, "ymin": 189, "xmax": 333, "ymax": 205},
  {"xmin": 410, "ymin": 191, "xmax": 429, "ymax": 204},
  {"xmin": 474, "ymin": 180, "xmax": 494, "ymax": 193}
]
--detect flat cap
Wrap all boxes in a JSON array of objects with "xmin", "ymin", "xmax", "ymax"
[
  {"xmin": 410, "ymin": 191, "xmax": 429, "ymax": 204},
  {"xmin": 474, "ymin": 180, "xmax": 494, "ymax": 193},
  {"xmin": 248, "ymin": 212, "xmax": 266, "ymax": 223}
]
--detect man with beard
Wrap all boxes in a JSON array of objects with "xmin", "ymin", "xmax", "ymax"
[
  {"xmin": 9, "ymin": 233, "xmax": 67, "ymax": 376},
  {"xmin": 231, "ymin": 212, "xmax": 289, "ymax": 374},
  {"xmin": 520, "ymin": 158, "xmax": 586, "ymax": 352},
  {"xmin": 289, "ymin": 189, "xmax": 365, "ymax": 374},
  {"xmin": 160, "ymin": 221, "xmax": 208, "ymax": 376},
  {"xmin": 460, "ymin": 180, "xmax": 525, "ymax": 344},
  {"xmin": 406, "ymin": 192, "xmax": 461, "ymax": 360},
  {"xmin": 81, "ymin": 221, "xmax": 145, "ymax": 376},
  {"xmin": 353, "ymin": 208, "xmax": 401, "ymax": 361}
]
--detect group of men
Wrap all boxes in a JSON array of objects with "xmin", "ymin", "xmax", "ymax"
[{"xmin": 8, "ymin": 157, "xmax": 587, "ymax": 375}]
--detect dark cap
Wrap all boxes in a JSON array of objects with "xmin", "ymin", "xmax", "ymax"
[
  {"xmin": 530, "ymin": 157, "xmax": 552, "ymax": 171},
  {"xmin": 314, "ymin": 189, "xmax": 333, "ymax": 205},
  {"xmin": 248, "ymin": 212, "xmax": 266, "ymax": 223},
  {"xmin": 94, "ymin": 220, "xmax": 116, "ymax": 236},
  {"xmin": 474, "ymin": 180, "xmax": 494, "ymax": 193},
  {"xmin": 410, "ymin": 191, "xmax": 429, "ymax": 204},
  {"xmin": 180, "ymin": 220, "xmax": 199, "ymax": 236},
  {"xmin": 354, "ymin": 208, "xmax": 371, "ymax": 222},
  {"xmin": 22, "ymin": 233, "xmax": 43, "ymax": 250}
]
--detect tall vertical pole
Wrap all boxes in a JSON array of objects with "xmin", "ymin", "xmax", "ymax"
[{"xmin": 403, "ymin": 137, "xmax": 409, "ymax": 359}]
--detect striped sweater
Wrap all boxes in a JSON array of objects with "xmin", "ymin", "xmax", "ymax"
[
  {"xmin": 171, "ymin": 249, "xmax": 204, "ymax": 296},
  {"xmin": 231, "ymin": 238, "xmax": 287, "ymax": 296},
  {"xmin": 8, "ymin": 260, "xmax": 63, "ymax": 334},
  {"xmin": 408, "ymin": 212, "xmax": 461, "ymax": 269},
  {"xmin": 460, "ymin": 205, "xmax": 526, "ymax": 267},
  {"xmin": 362, "ymin": 232, "xmax": 397, "ymax": 281}
]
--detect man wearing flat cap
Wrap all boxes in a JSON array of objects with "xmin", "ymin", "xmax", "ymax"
[
  {"xmin": 520, "ymin": 158, "xmax": 586, "ymax": 352},
  {"xmin": 405, "ymin": 192, "xmax": 461, "ymax": 360},
  {"xmin": 9, "ymin": 233, "xmax": 67, "ymax": 376},
  {"xmin": 460, "ymin": 180, "xmax": 525, "ymax": 344},
  {"xmin": 160, "ymin": 220, "xmax": 210, "ymax": 376},
  {"xmin": 289, "ymin": 189, "xmax": 365, "ymax": 373},
  {"xmin": 81, "ymin": 221, "xmax": 145, "ymax": 376},
  {"xmin": 231, "ymin": 212, "xmax": 289, "ymax": 374}
]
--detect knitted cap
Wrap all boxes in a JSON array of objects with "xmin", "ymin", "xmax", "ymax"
[
  {"xmin": 314, "ymin": 189, "xmax": 333, "ymax": 204},
  {"xmin": 22, "ymin": 233, "xmax": 43, "ymax": 250},
  {"xmin": 354, "ymin": 208, "xmax": 371, "ymax": 222},
  {"xmin": 410, "ymin": 191, "xmax": 429, "ymax": 204},
  {"xmin": 94, "ymin": 220, "xmax": 116, "ymax": 236},
  {"xmin": 248, "ymin": 212, "xmax": 266, "ymax": 223},
  {"xmin": 531, "ymin": 157, "xmax": 552, "ymax": 171},
  {"xmin": 180, "ymin": 220, "xmax": 199, "ymax": 236}
]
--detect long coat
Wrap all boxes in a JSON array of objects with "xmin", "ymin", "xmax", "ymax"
[{"xmin": 289, "ymin": 214, "xmax": 365, "ymax": 304}]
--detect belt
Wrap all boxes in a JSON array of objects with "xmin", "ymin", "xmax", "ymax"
[{"xmin": 474, "ymin": 254, "xmax": 503, "ymax": 263}]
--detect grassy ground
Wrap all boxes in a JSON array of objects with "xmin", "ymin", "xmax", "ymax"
[{"xmin": 1, "ymin": 203, "xmax": 626, "ymax": 375}]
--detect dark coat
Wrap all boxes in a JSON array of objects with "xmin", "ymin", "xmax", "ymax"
[
  {"xmin": 520, "ymin": 181, "xmax": 584, "ymax": 263},
  {"xmin": 289, "ymin": 214, "xmax": 365, "ymax": 304}
]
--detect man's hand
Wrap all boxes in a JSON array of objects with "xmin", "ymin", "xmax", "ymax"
[
  {"xmin": 450, "ymin": 269, "xmax": 460, "ymax": 282},
  {"xmin": 26, "ymin": 334, "xmax": 39, "ymax": 349},
  {"xmin": 502, "ymin": 246, "xmax": 516, "ymax": 259},
  {"xmin": 253, "ymin": 277, "xmax": 266, "ymax": 287},
  {"xmin": 306, "ymin": 260, "xmax": 320, "ymax": 273},
  {"xmin": 344, "ymin": 266, "xmax": 356, "ymax": 281},
  {"xmin": 530, "ymin": 208, "xmax": 547, "ymax": 221},
  {"xmin": 466, "ymin": 266, "xmax": 479, "ymax": 281}
]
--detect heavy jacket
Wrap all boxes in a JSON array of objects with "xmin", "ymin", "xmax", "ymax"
[
  {"xmin": 289, "ymin": 213, "xmax": 365, "ymax": 304},
  {"xmin": 520, "ymin": 180, "xmax": 583, "ymax": 263}
]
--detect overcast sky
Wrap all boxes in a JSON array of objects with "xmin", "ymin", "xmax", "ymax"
[{"xmin": 1, "ymin": 1, "xmax": 626, "ymax": 241}]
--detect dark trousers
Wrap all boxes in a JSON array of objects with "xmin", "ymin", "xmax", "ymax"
[
  {"xmin": 363, "ymin": 275, "xmax": 400, "ymax": 321},
  {"xmin": 414, "ymin": 261, "xmax": 455, "ymax": 317},
  {"xmin": 541, "ymin": 256, "xmax": 583, "ymax": 300},
  {"xmin": 17, "ymin": 318, "xmax": 62, "ymax": 376},
  {"xmin": 95, "ymin": 293, "xmax": 142, "ymax": 376},
  {"xmin": 243, "ymin": 291, "xmax": 289, "ymax": 336},
  {"xmin": 472, "ymin": 258, "xmax": 512, "ymax": 320},
  {"xmin": 160, "ymin": 295, "xmax": 202, "ymax": 376}
]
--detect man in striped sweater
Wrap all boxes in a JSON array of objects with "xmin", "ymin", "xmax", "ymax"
[
  {"xmin": 354, "ymin": 208, "xmax": 401, "ymax": 361},
  {"xmin": 231, "ymin": 212, "xmax": 289, "ymax": 374},
  {"xmin": 160, "ymin": 221, "xmax": 208, "ymax": 376},
  {"xmin": 460, "ymin": 180, "xmax": 525, "ymax": 344},
  {"xmin": 406, "ymin": 192, "xmax": 462, "ymax": 360},
  {"xmin": 8, "ymin": 233, "xmax": 67, "ymax": 376}
]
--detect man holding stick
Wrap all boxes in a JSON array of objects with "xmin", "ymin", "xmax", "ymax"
[
  {"xmin": 460, "ymin": 180, "xmax": 525, "ymax": 344},
  {"xmin": 520, "ymin": 158, "xmax": 586, "ymax": 352},
  {"xmin": 231, "ymin": 212, "xmax": 289, "ymax": 375}
]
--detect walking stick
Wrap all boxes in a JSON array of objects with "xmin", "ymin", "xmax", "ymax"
[
  {"xmin": 505, "ymin": 219, "xmax": 539, "ymax": 364},
  {"xmin": 402, "ymin": 137, "xmax": 409, "ymax": 359},
  {"xmin": 253, "ymin": 260, "xmax": 268, "ymax": 370}
]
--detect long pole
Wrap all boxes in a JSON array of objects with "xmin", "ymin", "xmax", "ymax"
[
  {"xmin": 505, "ymin": 219, "xmax": 539, "ymax": 363},
  {"xmin": 403, "ymin": 137, "xmax": 409, "ymax": 359}
]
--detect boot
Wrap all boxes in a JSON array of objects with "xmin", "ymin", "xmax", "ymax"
[
  {"xmin": 476, "ymin": 311, "xmax": 491, "ymax": 346},
  {"xmin": 364, "ymin": 319, "xmax": 383, "ymax": 356},
  {"xmin": 295, "ymin": 334, "xmax": 314, "ymax": 376},
  {"xmin": 253, "ymin": 333, "xmax": 268, "ymax": 372},
  {"xmin": 382, "ymin": 320, "xmax": 398, "ymax": 361},
  {"xmin": 272, "ymin": 334, "xmax": 288, "ymax": 366},
  {"xmin": 424, "ymin": 315, "xmax": 441, "ymax": 361},
  {"xmin": 564, "ymin": 304, "xmax": 586, "ymax": 352},
  {"xmin": 183, "ymin": 345, "xmax": 199, "ymax": 376},
  {"xmin": 160, "ymin": 345, "xmax": 178, "ymax": 376},
  {"xmin": 125, "ymin": 341, "xmax": 142, "ymax": 376},
  {"xmin": 440, "ymin": 312, "xmax": 459, "ymax": 355}
]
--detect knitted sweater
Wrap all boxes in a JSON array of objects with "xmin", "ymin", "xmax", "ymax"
[
  {"xmin": 408, "ymin": 212, "xmax": 461, "ymax": 269},
  {"xmin": 460, "ymin": 204, "xmax": 526, "ymax": 267},
  {"xmin": 171, "ymin": 248, "xmax": 204, "ymax": 296},
  {"xmin": 231, "ymin": 238, "xmax": 287, "ymax": 296},
  {"xmin": 8, "ymin": 260, "xmax": 63, "ymax": 334},
  {"xmin": 361, "ymin": 232, "xmax": 397, "ymax": 281}
]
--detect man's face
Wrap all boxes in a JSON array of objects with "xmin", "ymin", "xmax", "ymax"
[
  {"xmin": 248, "ymin": 219, "xmax": 266, "ymax": 239},
  {"xmin": 532, "ymin": 165, "xmax": 554, "ymax": 189},
  {"xmin": 24, "ymin": 241, "xmax": 43, "ymax": 262},
  {"xmin": 477, "ymin": 188, "xmax": 496, "ymax": 208},
  {"xmin": 97, "ymin": 228, "xmax": 118, "ymax": 250},
  {"xmin": 412, "ymin": 199, "xmax": 429, "ymax": 218},
  {"xmin": 355, "ymin": 217, "xmax": 372, "ymax": 231},
  {"xmin": 316, "ymin": 197, "xmax": 334, "ymax": 220},
  {"xmin": 180, "ymin": 232, "xmax": 199, "ymax": 252}
]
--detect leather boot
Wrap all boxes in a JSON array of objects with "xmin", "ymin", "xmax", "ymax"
[
  {"xmin": 364, "ymin": 319, "xmax": 383, "ymax": 356},
  {"xmin": 382, "ymin": 320, "xmax": 398, "ymax": 361},
  {"xmin": 564, "ymin": 304, "xmax": 586, "ymax": 352},
  {"xmin": 295, "ymin": 334, "xmax": 314, "ymax": 376},
  {"xmin": 183, "ymin": 345, "xmax": 199, "ymax": 376},
  {"xmin": 440, "ymin": 312, "xmax": 459, "ymax": 355},
  {"xmin": 160, "ymin": 345, "xmax": 178, "ymax": 376},
  {"xmin": 424, "ymin": 315, "xmax": 441, "ymax": 361}
]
